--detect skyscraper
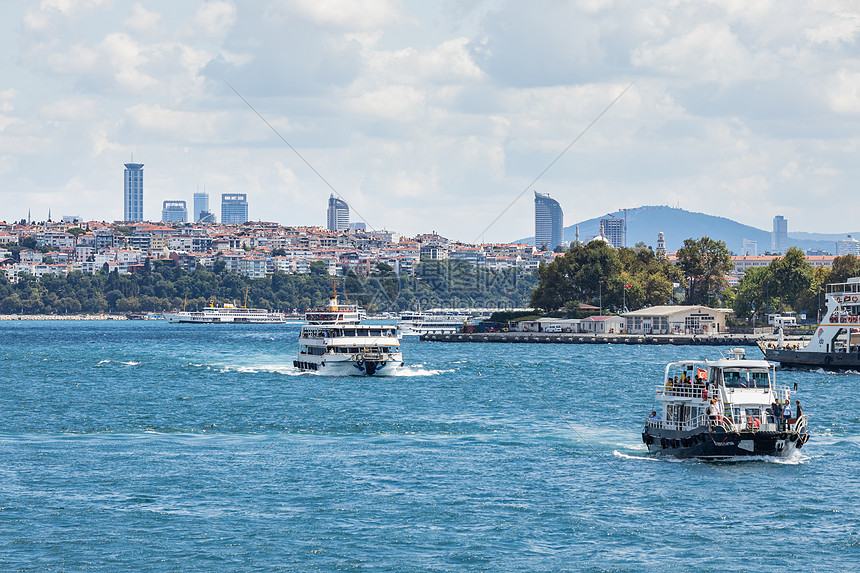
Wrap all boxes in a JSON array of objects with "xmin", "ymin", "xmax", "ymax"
[
  {"xmin": 327, "ymin": 194, "xmax": 349, "ymax": 231},
  {"xmin": 599, "ymin": 216, "xmax": 625, "ymax": 248},
  {"xmin": 534, "ymin": 191, "xmax": 563, "ymax": 251},
  {"xmin": 221, "ymin": 193, "xmax": 249, "ymax": 224},
  {"xmin": 193, "ymin": 192, "xmax": 209, "ymax": 222},
  {"xmin": 161, "ymin": 200, "xmax": 188, "ymax": 223},
  {"xmin": 123, "ymin": 162, "xmax": 144, "ymax": 222},
  {"xmin": 772, "ymin": 215, "xmax": 788, "ymax": 253}
]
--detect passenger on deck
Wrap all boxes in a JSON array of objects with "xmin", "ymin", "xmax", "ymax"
[
  {"xmin": 648, "ymin": 411, "xmax": 662, "ymax": 425},
  {"xmin": 796, "ymin": 400, "xmax": 803, "ymax": 419},
  {"xmin": 783, "ymin": 402, "xmax": 793, "ymax": 429}
]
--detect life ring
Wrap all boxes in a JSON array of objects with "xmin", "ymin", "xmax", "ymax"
[{"xmin": 748, "ymin": 417, "xmax": 760, "ymax": 429}]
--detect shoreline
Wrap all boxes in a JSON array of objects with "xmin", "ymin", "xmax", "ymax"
[
  {"xmin": 0, "ymin": 314, "xmax": 129, "ymax": 321},
  {"xmin": 422, "ymin": 331, "xmax": 766, "ymax": 346}
]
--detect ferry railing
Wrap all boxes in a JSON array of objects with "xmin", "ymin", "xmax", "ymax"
[
  {"xmin": 655, "ymin": 383, "xmax": 709, "ymax": 400},
  {"xmin": 647, "ymin": 412, "xmax": 805, "ymax": 434}
]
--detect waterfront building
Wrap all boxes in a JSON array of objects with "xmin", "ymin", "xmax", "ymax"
[
  {"xmin": 534, "ymin": 191, "xmax": 563, "ymax": 251},
  {"xmin": 221, "ymin": 193, "xmax": 249, "ymax": 224},
  {"xmin": 327, "ymin": 194, "xmax": 350, "ymax": 231},
  {"xmin": 599, "ymin": 216, "xmax": 625, "ymax": 249},
  {"xmin": 161, "ymin": 201, "xmax": 188, "ymax": 223},
  {"xmin": 123, "ymin": 162, "xmax": 144, "ymax": 222},
  {"xmin": 836, "ymin": 235, "xmax": 860, "ymax": 256},
  {"xmin": 742, "ymin": 239, "xmax": 757, "ymax": 257},
  {"xmin": 193, "ymin": 192, "xmax": 209, "ymax": 222},
  {"xmin": 623, "ymin": 306, "xmax": 728, "ymax": 335},
  {"xmin": 772, "ymin": 215, "xmax": 788, "ymax": 254}
]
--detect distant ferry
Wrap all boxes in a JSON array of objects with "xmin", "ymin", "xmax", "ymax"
[
  {"xmin": 295, "ymin": 296, "xmax": 403, "ymax": 376},
  {"xmin": 759, "ymin": 276, "xmax": 860, "ymax": 369},
  {"xmin": 398, "ymin": 310, "xmax": 470, "ymax": 339},
  {"xmin": 165, "ymin": 302, "xmax": 285, "ymax": 324}
]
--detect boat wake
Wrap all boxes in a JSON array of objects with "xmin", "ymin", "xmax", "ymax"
[
  {"xmin": 390, "ymin": 364, "xmax": 454, "ymax": 377},
  {"xmin": 95, "ymin": 359, "xmax": 141, "ymax": 367}
]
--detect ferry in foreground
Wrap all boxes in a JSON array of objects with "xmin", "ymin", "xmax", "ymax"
[
  {"xmin": 294, "ymin": 296, "xmax": 404, "ymax": 376},
  {"xmin": 398, "ymin": 310, "xmax": 470, "ymax": 339},
  {"xmin": 165, "ymin": 302, "xmax": 286, "ymax": 324},
  {"xmin": 642, "ymin": 348, "xmax": 809, "ymax": 459},
  {"xmin": 759, "ymin": 276, "xmax": 860, "ymax": 370}
]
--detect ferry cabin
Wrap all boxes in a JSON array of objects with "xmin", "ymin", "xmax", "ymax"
[{"xmin": 653, "ymin": 358, "xmax": 790, "ymax": 433}]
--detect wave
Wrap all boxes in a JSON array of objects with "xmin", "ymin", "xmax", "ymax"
[
  {"xmin": 95, "ymin": 359, "xmax": 140, "ymax": 367},
  {"xmin": 390, "ymin": 364, "xmax": 455, "ymax": 377}
]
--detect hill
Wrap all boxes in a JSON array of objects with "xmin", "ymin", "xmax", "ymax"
[{"xmin": 517, "ymin": 205, "xmax": 858, "ymax": 254}]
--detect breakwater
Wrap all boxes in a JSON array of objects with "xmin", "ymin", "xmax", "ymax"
[
  {"xmin": 421, "ymin": 332, "xmax": 764, "ymax": 346},
  {"xmin": 0, "ymin": 314, "xmax": 128, "ymax": 321}
]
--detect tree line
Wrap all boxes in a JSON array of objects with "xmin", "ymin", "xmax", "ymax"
[{"xmin": 0, "ymin": 258, "xmax": 538, "ymax": 315}]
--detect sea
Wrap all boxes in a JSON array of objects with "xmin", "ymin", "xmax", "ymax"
[{"xmin": 1, "ymin": 320, "xmax": 858, "ymax": 572}]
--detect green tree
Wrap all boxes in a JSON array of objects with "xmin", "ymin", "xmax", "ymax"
[
  {"xmin": 769, "ymin": 247, "xmax": 813, "ymax": 312},
  {"xmin": 676, "ymin": 237, "xmax": 732, "ymax": 306}
]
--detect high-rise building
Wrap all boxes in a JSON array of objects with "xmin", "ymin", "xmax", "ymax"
[
  {"xmin": 161, "ymin": 200, "xmax": 188, "ymax": 223},
  {"xmin": 599, "ymin": 216, "xmax": 625, "ymax": 249},
  {"xmin": 123, "ymin": 162, "xmax": 144, "ymax": 222},
  {"xmin": 327, "ymin": 194, "xmax": 350, "ymax": 231},
  {"xmin": 772, "ymin": 215, "xmax": 788, "ymax": 254},
  {"xmin": 836, "ymin": 235, "xmax": 860, "ymax": 256},
  {"xmin": 534, "ymin": 191, "xmax": 564, "ymax": 251},
  {"xmin": 742, "ymin": 239, "xmax": 758, "ymax": 257},
  {"xmin": 656, "ymin": 231, "xmax": 666, "ymax": 257},
  {"xmin": 221, "ymin": 193, "xmax": 248, "ymax": 224},
  {"xmin": 193, "ymin": 192, "xmax": 209, "ymax": 223}
]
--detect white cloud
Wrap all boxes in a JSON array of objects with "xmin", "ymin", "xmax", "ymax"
[
  {"xmin": 124, "ymin": 3, "xmax": 162, "ymax": 35},
  {"xmin": 285, "ymin": 0, "xmax": 406, "ymax": 31},
  {"xmin": 194, "ymin": 1, "xmax": 236, "ymax": 38}
]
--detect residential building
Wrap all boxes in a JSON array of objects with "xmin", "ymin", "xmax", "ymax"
[
  {"xmin": 221, "ymin": 194, "xmax": 249, "ymax": 224},
  {"xmin": 326, "ymin": 194, "xmax": 349, "ymax": 231},
  {"xmin": 772, "ymin": 215, "xmax": 788, "ymax": 254},
  {"xmin": 534, "ymin": 191, "xmax": 563, "ymax": 251},
  {"xmin": 123, "ymin": 162, "xmax": 144, "ymax": 222},
  {"xmin": 742, "ymin": 239, "xmax": 757, "ymax": 257},
  {"xmin": 162, "ymin": 201, "xmax": 188, "ymax": 223}
]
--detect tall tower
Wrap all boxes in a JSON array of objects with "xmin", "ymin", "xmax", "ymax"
[
  {"xmin": 221, "ymin": 193, "xmax": 249, "ymax": 224},
  {"xmin": 534, "ymin": 191, "xmax": 564, "ymax": 250},
  {"xmin": 772, "ymin": 215, "xmax": 788, "ymax": 254},
  {"xmin": 124, "ymin": 161, "xmax": 144, "ymax": 222},
  {"xmin": 326, "ymin": 194, "xmax": 349, "ymax": 231},
  {"xmin": 193, "ymin": 192, "xmax": 209, "ymax": 222},
  {"xmin": 656, "ymin": 231, "xmax": 666, "ymax": 257}
]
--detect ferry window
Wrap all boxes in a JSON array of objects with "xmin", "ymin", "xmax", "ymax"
[
  {"xmin": 746, "ymin": 408, "xmax": 761, "ymax": 419},
  {"xmin": 370, "ymin": 330, "xmax": 381, "ymax": 336}
]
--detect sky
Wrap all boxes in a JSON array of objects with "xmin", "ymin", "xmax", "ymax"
[{"xmin": 2, "ymin": 0, "xmax": 860, "ymax": 243}]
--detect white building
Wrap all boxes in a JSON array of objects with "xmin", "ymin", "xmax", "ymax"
[{"xmin": 622, "ymin": 305, "xmax": 729, "ymax": 335}]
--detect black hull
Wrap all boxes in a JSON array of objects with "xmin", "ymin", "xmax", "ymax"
[
  {"xmin": 762, "ymin": 348, "xmax": 860, "ymax": 370},
  {"xmin": 642, "ymin": 426, "xmax": 809, "ymax": 459}
]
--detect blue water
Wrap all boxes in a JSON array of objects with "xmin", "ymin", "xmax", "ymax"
[{"xmin": 1, "ymin": 321, "xmax": 859, "ymax": 571}]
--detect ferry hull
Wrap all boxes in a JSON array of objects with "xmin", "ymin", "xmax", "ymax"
[
  {"xmin": 293, "ymin": 357, "xmax": 405, "ymax": 376},
  {"xmin": 643, "ymin": 427, "xmax": 809, "ymax": 459},
  {"xmin": 762, "ymin": 348, "xmax": 860, "ymax": 370}
]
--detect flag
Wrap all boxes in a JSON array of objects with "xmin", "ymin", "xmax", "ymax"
[
  {"xmin": 624, "ymin": 283, "xmax": 632, "ymax": 289},
  {"xmin": 696, "ymin": 368, "xmax": 708, "ymax": 381}
]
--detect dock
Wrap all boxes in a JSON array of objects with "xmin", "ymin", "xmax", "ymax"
[{"xmin": 421, "ymin": 332, "xmax": 764, "ymax": 346}]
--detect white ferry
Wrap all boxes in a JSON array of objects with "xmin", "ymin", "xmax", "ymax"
[
  {"xmin": 759, "ymin": 276, "xmax": 860, "ymax": 370},
  {"xmin": 165, "ymin": 302, "xmax": 286, "ymax": 324},
  {"xmin": 398, "ymin": 309, "xmax": 470, "ymax": 339},
  {"xmin": 294, "ymin": 296, "xmax": 404, "ymax": 376},
  {"xmin": 642, "ymin": 348, "xmax": 809, "ymax": 459}
]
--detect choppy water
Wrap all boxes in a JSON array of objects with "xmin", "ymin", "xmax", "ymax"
[{"xmin": 1, "ymin": 321, "xmax": 859, "ymax": 571}]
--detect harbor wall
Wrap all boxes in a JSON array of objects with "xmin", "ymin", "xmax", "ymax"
[{"xmin": 421, "ymin": 332, "xmax": 764, "ymax": 346}]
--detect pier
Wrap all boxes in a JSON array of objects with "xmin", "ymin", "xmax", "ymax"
[{"xmin": 421, "ymin": 332, "xmax": 764, "ymax": 346}]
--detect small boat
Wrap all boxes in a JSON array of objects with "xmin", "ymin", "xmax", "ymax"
[
  {"xmin": 294, "ymin": 296, "xmax": 404, "ymax": 376},
  {"xmin": 759, "ymin": 276, "xmax": 860, "ymax": 370},
  {"xmin": 642, "ymin": 348, "xmax": 809, "ymax": 459}
]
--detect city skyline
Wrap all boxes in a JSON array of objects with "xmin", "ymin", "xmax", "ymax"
[{"xmin": 3, "ymin": 2, "xmax": 860, "ymax": 241}]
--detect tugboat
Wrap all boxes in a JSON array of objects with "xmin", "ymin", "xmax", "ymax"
[
  {"xmin": 294, "ymin": 295, "xmax": 404, "ymax": 376},
  {"xmin": 759, "ymin": 276, "xmax": 860, "ymax": 370},
  {"xmin": 642, "ymin": 348, "xmax": 809, "ymax": 459}
]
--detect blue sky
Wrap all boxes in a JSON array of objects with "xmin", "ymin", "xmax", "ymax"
[{"xmin": 2, "ymin": 0, "xmax": 860, "ymax": 242}]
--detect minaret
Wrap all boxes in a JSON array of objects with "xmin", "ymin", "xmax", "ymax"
[{"xmin": 575, "ymin": 225, "xmax": 580, "ymax": 245}]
